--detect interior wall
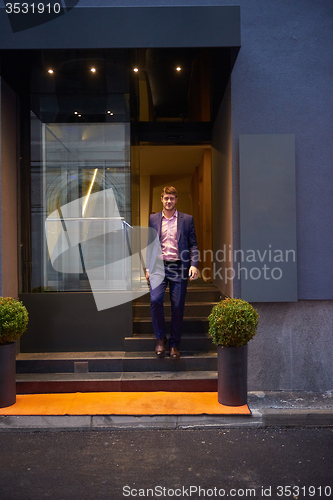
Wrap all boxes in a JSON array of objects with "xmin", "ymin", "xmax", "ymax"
[
  {"xmin": 130, "ymin": 145, "xmax": 140, "ymax": 227},
  {"xmin": 140, "ymin": 175, "xmax": 150, "ymax": 227},
  {"xmin": 0, "ymin": 78, "xmax": 18, "ymax": 298},
  {"xmin": 190, "ymin": 148, "xmax": 212, "ymax": 280},
  {"xmin": 151, "ymin": 175, "xmax": 192, "ymax": 215},
  {"xmin": 211, "ymin": 80, "xmax": 232, "ymax": 296}
]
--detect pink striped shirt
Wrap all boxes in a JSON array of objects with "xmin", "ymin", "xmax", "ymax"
[{"xmin": 161, "ymin": 210, "xmax": 180, "ymax": 261}]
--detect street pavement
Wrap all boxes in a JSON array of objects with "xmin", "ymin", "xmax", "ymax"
[{"xmin": 0, "ymin": 427, "xmax": 332, "ymax": 500}]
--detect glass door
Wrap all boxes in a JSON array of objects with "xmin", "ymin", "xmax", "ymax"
[{"xmin": 31, "ymin": 107, "xmax": 131, "ymax": 294}]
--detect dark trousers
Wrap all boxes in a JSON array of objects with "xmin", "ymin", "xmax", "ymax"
[{"xmin": 149, "ymin": 262, "xmax": 188, "ymax": 347}]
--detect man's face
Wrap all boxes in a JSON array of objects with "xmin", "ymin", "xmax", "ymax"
[{"xmin": 161, "ymin": 194, "xmax": 177, "ymax": 212}]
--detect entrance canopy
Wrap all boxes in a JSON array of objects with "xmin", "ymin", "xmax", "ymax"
[{"xmin": 0, "ymin": 6, "xmax": 240, "ymax": 49}]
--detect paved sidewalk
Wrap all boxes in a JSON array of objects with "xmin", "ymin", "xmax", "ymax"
[{"xmin": 0, "ymin": 390, "xmax": 332, "ymax": 432}]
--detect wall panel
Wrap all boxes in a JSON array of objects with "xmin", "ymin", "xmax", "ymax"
[{"xmin": 239, "ymin": 134, "xmax": 297, "ymax": 302}]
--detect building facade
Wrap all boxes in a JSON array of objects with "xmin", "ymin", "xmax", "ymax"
[{"xmin": 0, "ymin": 0, "xmax": 332, "ymax": 391}]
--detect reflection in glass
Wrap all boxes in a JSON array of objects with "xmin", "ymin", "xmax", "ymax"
[{"xmin": 31, "ymin": 115, "xmax": 131, "ymax": 292}]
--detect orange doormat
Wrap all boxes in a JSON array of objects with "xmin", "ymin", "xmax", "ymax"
[{"xmin": 0, "ymin": 392, "xmax": 250, "ymax": 416}]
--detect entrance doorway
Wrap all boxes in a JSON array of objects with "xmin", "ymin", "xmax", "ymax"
[
  {"xmin": 133, "ymin": 47, "xmax": 225, "ymax": 282},
  {"xmin": 0, "ymin": 45, "xmax": 236, "ymax": 353},
  {"xmin": 138, "ymin": 144, "xmax": 213, "ymax": 281}
]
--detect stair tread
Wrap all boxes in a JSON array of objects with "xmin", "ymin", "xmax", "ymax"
[
  {"xmin": 17, "ymin": 352, "xmax": 126, "ymax": 361},
  {"xmin": 134, "ymin": 317, "xmax": 209, "ymax": 321},
  {"xmin": 17, "ymin": 371, "xmax": 217, "ymax": 382},
  {"xmin": 17, "ymin": 278, "xmax": 220, "ymax": 387},
  {"xmin": 123, "ymin": 353, "xmax": 216, "ymax": 360},
  {"xmin": 17, "ymin": 351, "xmax": 216, "ymax": 362},
  {"xmin": 127, "ymin": 334, "xmax": 212, "ymax": 339},
  {"xmin": 134, "ymin": 301, "xmax": 218, "ymax": 306}
]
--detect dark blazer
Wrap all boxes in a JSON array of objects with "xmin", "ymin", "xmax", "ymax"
[{"xmin": 146, "ymin": 211, "xmax": 198, "ymax": 272}]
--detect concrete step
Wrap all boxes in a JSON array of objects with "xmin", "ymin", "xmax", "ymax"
[
  {"xmin": 16, "ymin": 350, "xmax": 217, "ymax": 374},
  {"xmin": 134, "ymin": 287, "xmax": 221, "ymax": 304},
  {"xmin": 16, "ymin": 352, "xmax": 124, "ymax": 374},
  {"xmin": 133, "ymin": 301, "xmax": 217, "ymax": 318},
  {"xmin": 15, "ymin": 279, "xmax": 221, "ymax": 394},
  {"xmin": 133, "ymin": 317, "xmax": 209, "ymax": 334},
  {"xmin": 16, "ymin": 371, "xmax": 218, "ymax": 393},
  {"xmin": 122, "ymin": 351, "xmax": 217, "ymax": 372},
  {"xmin": 125, "ymin": 335, "xmax": 216, "ymax": 352}
]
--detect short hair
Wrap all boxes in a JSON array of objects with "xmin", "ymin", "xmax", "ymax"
[{"xmin": 161, "ymin": 186, "xmax": 178, "ymax": 198}]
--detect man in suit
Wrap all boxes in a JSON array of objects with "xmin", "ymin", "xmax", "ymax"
[{"xmin": 145, "ymin": 186, "xmax": 198, "ymax": 359}]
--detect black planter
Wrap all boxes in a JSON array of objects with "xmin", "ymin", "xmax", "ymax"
[
  {"xmin": 217, "ymin": 344, "xmax": 248, "ymax": 406},
  {"xmin": 0, "ymin": 342, "xmax": 17, "ymax": 408}
]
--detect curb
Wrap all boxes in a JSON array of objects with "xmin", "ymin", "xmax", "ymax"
[
  {"xmin": 261, "ymin": 409, "xmax": 333, "ymax": 428},
  {"xmin": 0, "ymin": 409, "xmax": 332, "ymax": 432}
]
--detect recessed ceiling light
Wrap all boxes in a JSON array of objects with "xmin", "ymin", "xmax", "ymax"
[
  {"xmin": 48, "ymin": 69, "xmax": 54, "ymax": 74},
  {"xmin": 176, "ymin": 67, "xmax": 182, "ymax": 72},
  {"xmin": 90, "ymin": 68, "xmax": 96, "ymax": 73},
  {"xmin": 133, "ymin": 68, "xmax": 139, "ymax": 73},
  {"xmin": 107, "ymin": 111, "xmax": 114, "ymax": 115},
  {"xmin": 74, "ymin": 111, "xmax": 78, "ymax": 115}
]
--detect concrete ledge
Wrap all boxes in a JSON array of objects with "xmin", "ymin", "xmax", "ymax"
[
  {"xmin": 176, "ymin": 412, "xmax": 262, "ymax": 429},
  {"xmin": 262, "ymin": 409, "xmax": 333, "ymax": 427},
  {"xmin": 0, "ymin": 409, "xmax": 332, "ymax": 432},
  {"xmin": 0, "ymin": 415, "xmax": 91, "ymax": 432},
  {"xmin": 0, "ymin": 414, "xmax": 260, "ymax": 432},
  {"xmin": 92, "ymin": 415, "xmax": 178, "ymax": 429}
]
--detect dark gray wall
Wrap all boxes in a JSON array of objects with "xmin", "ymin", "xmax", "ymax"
[
  {"xmin": 248, "ymin": 300, "xmax": 333, "ymax": 392},
  {"xmin": 229, "ymin": 0, "xmax": 333, "ymax": 300},
  {"xmin": 0, "ymin": 5, "xmax": 240, "ymax": 48},
  {"xmin": 19, "ymin": 293, "xmax": 132, "ymax": 352}
]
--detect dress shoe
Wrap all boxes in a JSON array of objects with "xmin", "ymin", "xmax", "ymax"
[
  {"xmin": 170, "ymin": 346, "xmax": 180, "ymax": 359},
  {"xmin": 155, "ymin": 338, "xmax": 166, "ymax": 357}
]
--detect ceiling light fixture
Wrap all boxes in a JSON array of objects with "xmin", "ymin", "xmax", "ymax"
[
  {"xmin": 90, "ymin": 67, "xmax": 96, "ymax": 73},
  {"xmin": 48, "ymin": 69, "xmax": 54, "ymax": 74},
  {"xmin": 107, "ymin": 110, "xmax": 114, "ymax": 115},
  {"xmin": 176, "ymin": 67, "xmax": 182, "ymax": 72},
  {"xmin": 133, "ymin": 68, "xmax": 139, "ymax": 73}
]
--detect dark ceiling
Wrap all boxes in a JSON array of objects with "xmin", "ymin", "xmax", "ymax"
[
  {"xmin": 0, "ymin": 47, "xmax": 234, "ymax": 124},
  {"xmin": 140, "ymin": 48, "xmax": 200, "ymax": 119}
]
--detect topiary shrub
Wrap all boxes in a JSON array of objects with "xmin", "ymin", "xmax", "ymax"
[
  {"xmin": 0, "ymin": 297, "xmax": 29, "ymax": 345},
  {"xmin": 208, "ymin": 297, "xmax": 259, "ymax": 347}
]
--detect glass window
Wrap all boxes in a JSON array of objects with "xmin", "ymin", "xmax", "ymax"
[{"xmin": 31, "ymin": 105, "xmax": 131, "ymax": 292}]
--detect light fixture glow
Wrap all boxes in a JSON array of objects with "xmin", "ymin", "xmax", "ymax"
[
  {"xmin": 48, "ymin": 69, "xmax": 54, "ymax": 74},
  {"xmin": 74, "ymin": 111, "xmax": 78, "ymax": 115},
  {"xmin": 133, "ymin": 68, "xmax": 139, "ymax": 73},
  {"xmin": 176, "ymin": 67, "xmax": 182, "ymax": 72},
  {"xmin": 90, "ymin": 67, "xmax": 96, "ymax": 73},
  {"xmin": 107, "ymin": 110, "xmax": 114, "ymax": 115},
  {"xmin": 82, "ymin": 169, "xmax": 99, "ymax": 217}
]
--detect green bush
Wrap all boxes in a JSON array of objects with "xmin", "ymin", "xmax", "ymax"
[
  {"xmin": 208, "ymin": 297, "xmax": 259, "ymax": 347},
  {"xmin": 0, "ymin": 297, "xmax": 29, "ymax": 344}
]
